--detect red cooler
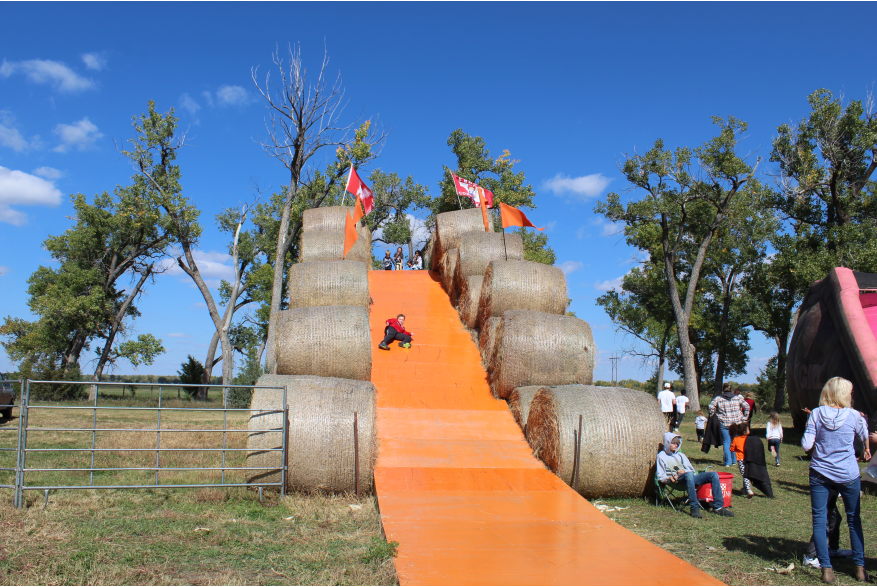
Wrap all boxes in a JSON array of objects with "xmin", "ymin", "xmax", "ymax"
[{"xmin": 696, "ymin": 472, "xmax": 733, "ymax": 506}]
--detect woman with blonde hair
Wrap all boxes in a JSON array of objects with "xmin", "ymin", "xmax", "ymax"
[{"xmin": 802, "ymin": 377, "xmax": 870, "ymax": 583}]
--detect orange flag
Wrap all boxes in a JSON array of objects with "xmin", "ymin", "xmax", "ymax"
[
  {"xmin": 351, "ymin": 195, "xmax": 365, "ymax": 225},
  {"xmin": 342, "ymin": 210, "xmax": 359, "ymax": 258},
  {"xmin": 499, "ymin": 202, "xmax": 545, "ymax": 230}
]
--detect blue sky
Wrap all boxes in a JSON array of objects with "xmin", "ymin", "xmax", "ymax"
[{"xmin": 1, "ymin": 2, "xmax": 875, "ymax": 381}]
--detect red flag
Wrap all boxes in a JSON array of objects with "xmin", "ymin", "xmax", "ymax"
[
  {"xmin": 451, "ymin": 173, "xmax": 494, "ymax": 208},
  {"xmin": 351, "ymin": 194, "xmax": 365, "ymax": 225},
  {"xmin": 499, "ymin": 202, "xmax": 544, "ymax": 231},
  {"xmin": 346, "ymin": 167, "xmax": 374, "ymax": 215},
  {"xmin": 342, "ymin": 210, "xmax": 359, "ymax": 258}
]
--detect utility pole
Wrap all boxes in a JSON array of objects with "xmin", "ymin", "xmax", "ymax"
[{"xmin": 609, "ymin": 354, "xmax": 620, "ymax": 387}]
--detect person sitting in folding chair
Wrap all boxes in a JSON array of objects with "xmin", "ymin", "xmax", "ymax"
[{"xmin": 656, "ymin": 432, "xmax": 734, "ymax": 519}]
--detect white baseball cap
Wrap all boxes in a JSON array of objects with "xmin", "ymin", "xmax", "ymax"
[{"xmin": 663, "ymin": 382, "xmax": 671, "ymax": 389}]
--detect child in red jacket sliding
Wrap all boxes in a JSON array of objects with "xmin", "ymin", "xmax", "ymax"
[{"xmin": 379, "ymin": 314, "xmax": 413, "ymax": 350}]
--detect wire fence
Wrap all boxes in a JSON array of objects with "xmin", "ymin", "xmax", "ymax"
[{"xmin": 0, "ymin": 380, "xmax": 289, "ymax": 508}]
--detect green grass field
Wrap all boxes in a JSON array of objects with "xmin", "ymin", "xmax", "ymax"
[{"xmin": 0, "ymin": 403, "xmax": 398, "ymax": 585}]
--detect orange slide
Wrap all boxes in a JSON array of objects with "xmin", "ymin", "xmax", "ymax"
[{"xmin": 370, "ymin": 270, "xmax": 721, "ymax": 586}]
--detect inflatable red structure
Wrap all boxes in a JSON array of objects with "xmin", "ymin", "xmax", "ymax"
[{"xmin": 787, "ymin": 267, "xmax": 877, "ymax": 430}]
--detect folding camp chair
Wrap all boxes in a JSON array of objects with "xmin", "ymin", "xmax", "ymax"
[{"xmin": 654, "ymin": 472, "xmax": 691, "ymax": 513}]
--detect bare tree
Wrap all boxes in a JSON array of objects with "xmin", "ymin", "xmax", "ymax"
[{"xmin": 252, "ymin": 44, "xmax": 386, "ymax": 372}]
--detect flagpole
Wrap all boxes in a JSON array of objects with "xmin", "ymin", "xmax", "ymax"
[
  {"xmin": 502, "ymin": 225, "xmax": 508, "ymax": 260},
  {"xmin": 342, "ymin": 166, "xmax": 354, "ymax": 206}
]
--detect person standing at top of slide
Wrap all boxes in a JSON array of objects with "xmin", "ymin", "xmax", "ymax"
[
  {"xmin": 658, "ymin": 383, "xmax": 676, "ymax": 431},
  {"xmin": 382, "ymin": 250, "xmax": 394, "ymax": 271},
  {"xmin": 674, "ymin": 392, "xmax": 689, "ymax": 432},
  {"xmin": 394, "ymin": 247, "xmax": 405, "ymax": 271}
]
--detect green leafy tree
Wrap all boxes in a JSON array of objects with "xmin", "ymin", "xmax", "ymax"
[
  {"xmin": 595, "ymin": 117, "xmax": 761, "ymax": 407},
  {"xmin": 178, "ymin": 355, "xmax": 206, "ymax": 399},
  {"xmin": 366, "ymin": 170, "xmax": 431, "ymax": 258}
]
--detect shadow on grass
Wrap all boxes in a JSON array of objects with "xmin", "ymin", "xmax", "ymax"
[
  {"xmin": 722, "ymin": 534, "xmax": 809, "ymax": 564},
  {"xmin": 775, "ymin": 479, "xmax": 810, "ymax": 494}
]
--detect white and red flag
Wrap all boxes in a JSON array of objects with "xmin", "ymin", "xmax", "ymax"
[
  {"xmin": 346, "ymin": 166, "xmax": 375, "ymax": 215},
  {"xmin": 451, "ymin": 173, "xmax": 494, "ymax": 208}
]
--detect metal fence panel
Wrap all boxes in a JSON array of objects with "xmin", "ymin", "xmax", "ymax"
[{"xmin": 12, "ymin": 380, "xmax": 288, "ymax": 508}]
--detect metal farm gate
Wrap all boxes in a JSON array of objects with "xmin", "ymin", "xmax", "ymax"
[{"xmin": 0, "ymin": 380, "xmax": 289, "ymax": 508}]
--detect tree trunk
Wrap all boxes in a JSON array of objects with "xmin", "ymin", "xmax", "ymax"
[
  {"xmin": 89, "ymin": 267, "xmax": 152, "ymax": 401},
  {"xmin": 201, "ymin": 329, "xmax": 221, "ymax": 401},
  {"xmin": 713, "ymin": 279, "xmax": 734, "ymax": 396},
  {"xmin": 62, "ymin": 331, "xmax": 87, "ymax": 376},
  {"xmin": 773, "ymin": 330, "xmax": 789, "ymax": 412},
  {"xmin": 655, "ymin": 322, "xmax": 671, "ymax": 394},
  {"xmin": 265, "ymin": 185, "xmax": 297, "ymax": 374},
  {"xmin": 221, "ymin": 333, "xmax": 234, "ymax": 405}
]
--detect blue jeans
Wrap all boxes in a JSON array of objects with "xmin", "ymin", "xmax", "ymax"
[
  {"xmin": 720, "ymin": 423, "xmax": 737, "ymax": 466},
  {"xmin": 681, "ymin": 471, "xmax": 726, "ymax": 510},
  {"xmin": 810, "ymin": 470, "xmax": 864, "ymax": 568}
]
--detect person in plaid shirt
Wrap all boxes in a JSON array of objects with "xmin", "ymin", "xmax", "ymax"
[{"xmin": 709, "ymin": 382, "xmax": 750, "ymax": 466}]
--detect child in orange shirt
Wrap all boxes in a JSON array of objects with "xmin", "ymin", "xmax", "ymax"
[{"xmin": 730, "ymin": 422, "xmax": 755, "ymax": 498}]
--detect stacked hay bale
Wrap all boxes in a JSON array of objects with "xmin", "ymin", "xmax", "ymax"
[
  {"xmin": 476, "ymin": 260, "xmax": 567, "ymax": 328},
  {"xmin": 507, "ymin": 385, "xmax": 542, "ymax": 434},
  {"xmin": 478, "ymin": 317, "xmax": 502, "ymax": 366},
  {"xmin": 432, "ymin": 208, "xmax": 489, "ymax": 271},
  {"xmin": 453, "ymin": 232, "xmax": 524, "ymax": 328},
  {"xmin": 248, "ymin": 205, "xmax": 376, "ymax": 494},
  {"xmin": 526, "ymin": 385, "xmax": 666, "ymax": 499},
  {"xmin": 488, "ymin": 310, "xmax": 594, "ymax": 399},
  {"xmin": 247, "ymin": 374, "xmax": 376, "ymax": 493}
]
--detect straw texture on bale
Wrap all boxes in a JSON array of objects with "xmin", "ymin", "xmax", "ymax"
[
  {"xmin": 526, "ymin": 385, "xmax": 666, "ymax": 498},
  {"xmin": 287, "ymin": 261, "xmax": 370, "ymax": 310},
  {"xmin": 299, "ymin": 227, "xmax": 372, "ymax": 266},
  {"xmin": 434, "ymin": 208, "xmax": 491, "ymax": 269},
  {"xmin": 489, "ymin": 310, "xmax": 594, "ymax": 399},
  {"xmin": 302, "ymin": 206, "xmax": 362, "ymax": 233},
  {"xmin": 478, "ymin": 317, "xmax": 502, "ymax": 364},
  {"xmin": 440, "ymin": 248, "xmax": 459, "ymax": 303},
  {"xmin": 508, "ymin": 385, "xmax": 542, "ymax": 433},
  {"xmin": 246, "ymin": 374, "xmax": 377, "ymax": 493},
  {"xmin": 476, "ymin": 261, "xmax": 568, "ymax": 328},
  {"xmin": 274, "ymin": 306, "xmax": 371, "ymax": 380},
  {"xmin": 452, "ymin": 232, "xmax": 524, "ymax": 296},
  {"xmin": 457, "ymin": 276, "xmax": 484, "ymax": 328}
]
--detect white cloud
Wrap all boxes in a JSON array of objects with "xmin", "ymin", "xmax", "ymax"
[
  {"xmin": 558, "ymin": 261, "xmax": 583, "ymax": 275},
  {"xmin": 0, "ymin": 166, "xmax": 63, "ymax": 225},
  {"xmin": 81, "ymin": 53, "xmax": 107, "ymax": 71},
  {"xmin": 594, "ymin": 275, "xmax": 625, "ymax": 292},
  {"xmin": 544, "ymin": 221, "xmax": 557, "ymax": 232},
  {"xmin": 543, "ymin": 173, "xmax": 612, "ymax": 200},
  {"xmin": 0, "ymin": 110, "xmax": 40, "ymax": 152},
  {"xmin": 166, "ymin": 333, "xmax": 192, "ymax": 338},
  {"xmin": 0, "ymin": 58, "xmax": 94, "ymax": 92},
  {"xmin": 590, "ymin": 217, "xmax": 622, "ymax": 237},
  {"xmin": 216, "ymin": 85, "xmax": 249, "ymax": 106},
  {"xmin": 179, "ymin": 93, "xmax": 201, "ymax": 115},
  {"xmin": 0, "ymin": 265, "xmax": 10, "ymax": 275},
  {"xmin": 161, "ymin": 250, "xmax": 234, "ymax": 288},
  {"xmin": 201, "ymin": 91, "xmax": 214, "ymax": 107},
  {"xmin": 53, "ymin": 118, "xmax": 103, "ymax": 152},
  {"xmin": 372, "ymin": 214, "xmax": 431, "ymax": 250},
  {"xmin": 32, "ymin": 166, "xmax": 64, "ymax": 180}
]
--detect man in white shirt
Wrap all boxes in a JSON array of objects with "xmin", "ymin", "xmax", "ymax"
[
  {"xmin": 674, "ymin": 393, "xmax": 689, "ymax": 432},
  {"xmin": 657, "ymin": 382, "xmax": 676, "ymax": 431}
]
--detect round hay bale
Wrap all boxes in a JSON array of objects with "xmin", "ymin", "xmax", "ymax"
[
  {"xmin": 247, "ymin": 374, "xmax": 376, "ymax": 493},
  {"xmin": 302, "ymin": 206, "xmax": 363, "ymax": 233},
  {"xmin": 452, "ymin": 232, "xmax": 524, "ymax": 295},
  {"xmin": 526, "ymin": 385, "xmax": 666, "ymax": 499},
  {"xmin": 478, "ymin": 317, "xmax": 502, "ymax": 364},
  {"xmin": 425, "ymin": 230, "xmax": 438, "ymax": 271},
  {"xmin": 508, "ymin": 385, "xmax": 542, "ymax": 433},
  {"xmin": 476, "ymin": 261, "xmax": 568, "ymax": 328},
  {"xmin": 288, "ymin": 261, "xmax": 370, "ymax": 309},
  {"xmin": 458, "ymin": 275, "xmax": 483, "ymax": 328},
  {"xmin": 299, "ymin": 227, "xmax": 372, "ymax": 266},
  {"xmin": 489, "ymin": 310, "xmax": 594, "ymax": 399},
  {"xmin": 275, "ymin": 306, "xmax": 371, "ymax": 380},
  {"xmin": 434, "ymin": 208, "xmax": 490, "ymax": 268},
  {"xmin": 440, "ymin": 248, "xmax": 459, "ymax": 302}
]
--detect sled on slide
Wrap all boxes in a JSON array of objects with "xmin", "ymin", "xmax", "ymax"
[{"xmin": 787, "ymin": 267, "xmax": 877, "ymax": 431}]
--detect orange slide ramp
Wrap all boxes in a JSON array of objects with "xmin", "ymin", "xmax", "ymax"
[{"xmin": 369, "ymin": 270, "xmax": 721, "ymax": 586}]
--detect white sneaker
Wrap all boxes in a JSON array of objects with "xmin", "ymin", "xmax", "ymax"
[
  {"xmin": 803, "ymin": 556, "xmax": 821, "ymax": 569},
  {"xmin": 831, "ymin": 549, "xmax": 853, "ymax": 558}
]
